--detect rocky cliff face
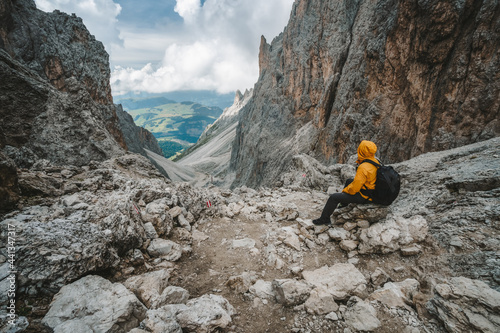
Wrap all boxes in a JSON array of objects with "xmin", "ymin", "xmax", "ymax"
[
  {"xmin": 231, "ymin": 0, "xmax": 499, "ymax": 188},
  {"xmin": 0, "ymin": 0, "xmax": 162, "ymax": 212},
  {"xmin": 0, "ymin": 0, "xmax": 113, "ymax": 105}
]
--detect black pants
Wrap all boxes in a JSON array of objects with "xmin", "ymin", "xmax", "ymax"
[{"xmin": 320, "ymin": 179, "xmax": 370, "ymax": 220}]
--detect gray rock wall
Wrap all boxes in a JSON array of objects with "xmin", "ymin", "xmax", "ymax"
[{"xmin": 230, "ymin": 0, "xmax": 500, "ymax": 188}]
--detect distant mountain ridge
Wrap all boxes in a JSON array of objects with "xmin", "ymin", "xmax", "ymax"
[
  {"xmin": 118, "ymin": 96, "xmax": 224, "ymax": 158},
  {"xmin": 114, "ymin": 90, "xmax": 235, "ymax": 110}
]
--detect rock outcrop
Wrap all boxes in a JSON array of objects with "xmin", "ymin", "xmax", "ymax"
[
  {"xmin": 230, "ymin": 0, "xmax": 499, "ymax": 188},
  {"xmin": 0, "ymin": 0, "xmax": 162, "ymax": 211},
  {"xmin": 115, "ymin": 104, "xmax": 163, "ymax": 157},
  {"xmin": 427, "ymin": 277, "xmax": 500, "ymax": 333},
  {"xmin": 42, "ymin": 275, "xmax": 147, "ymax": 333}
]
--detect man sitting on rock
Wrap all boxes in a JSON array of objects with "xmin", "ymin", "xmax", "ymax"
[{"xmin": 313, "ymin": 140, "xmax": 379, "ymax": 225}]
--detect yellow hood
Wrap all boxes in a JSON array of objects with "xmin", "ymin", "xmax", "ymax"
[{"xmin": 356, "ymin": 140, "xmax": 377, "ymax": 163}]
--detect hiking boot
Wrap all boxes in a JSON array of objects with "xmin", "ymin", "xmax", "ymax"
[{"xmin": 313, "ymin": 218, "xmax": 331, "ymax": 226}]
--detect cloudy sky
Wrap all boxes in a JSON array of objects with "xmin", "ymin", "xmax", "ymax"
[{"xmin": 34, "ymin": 0, "xmax": 295, "ymax": 96}]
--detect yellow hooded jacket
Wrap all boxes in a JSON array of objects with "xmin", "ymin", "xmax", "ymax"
[{"xmin": 342, "ymin": 140, "xmax": 379, "ymax": 200}]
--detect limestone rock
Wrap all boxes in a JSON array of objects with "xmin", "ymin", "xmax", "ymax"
[
  {"xmin": 272, "ymin": 279, "xmax": 313, "ymax": 306},
  {"xmin": 143, "ymin": 199, "xmax": 175, "ymax": 237},
  {"xmin": 370, "ymin": 268, "xmax": 391, "ymax": 287},
  {"xmin": 142, "ymin": 306, "xmax": 184, "ymax": 333},
  {"xmin": 369, "ymin": 279, "xmax": 420, "ymax": 309},
  {"xmin": 144, "ymin": 222, "xmax": 159, "ymax": 239},
  {"xmin": 147, "ymin": 239, "xmax": 183, "ymax": 261},
  {"xmin": 340, "ymin": 240, "xmax": 359, "ymax": 252},
  {"xmin": 177, "ymin": 214, "xmax": 191, "ymax": 231},
  {"xmin": 302, "ymin": 264, "xmax": 367, "ymax": 300},
  {"xmin": 1, "ymin": 217, "xmax": 120, "ymax": 292},
  {"xmin": 226, "ymin": 271, "xmax": 258, "ymax": 294},
  {"xmin": 159, "ymin": 286, "xmax": 189, "ymax": 305},
  {"xmin": 358, "ymin": 215, "xmax": 428, "ymax": 254},
  {"xmin": 176, "ymin": 294, "xmax": 235, "ymax": 333},
  {"xmin": 304, "ymin": 288, "xmax": 339, "ymax": 315},
  {"xmin": 232, "ymin": 238, "xmax": 256, "ymax": 249},
  {"xmin": 249, "ymin": 280, "xmax": 275, "ymax": 300},
  {"xmin": 327, "ymin": 227, "xmax": 350, "ymax": 241},
  {"xmin": 42, "ymin": 275, "xmax": 147, "ymax": 333},
  {"xmin": 427, "ymin": 277, "xmax": 500, "ymax": 333},
  {"xmin": 344, "ymin": 296, "xmax": 381, "ymax": 332},
  {"xmin": 0, "ymin": 151, "xmax": 20, "ymax": 213},
  {"xmin": 115, "ymin": 104, "xmax": 163, "ymax": 157},
  {"xmin": 123, "ymin": 269, "xmax": 172, "ymax": 309}
]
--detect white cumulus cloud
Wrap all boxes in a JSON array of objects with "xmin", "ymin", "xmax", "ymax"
[
  {"xmin": 174, "ymin": 0, "xmax": 201, "ymax": 22},
  {"xmin": 35, "ymin": 0, "xmax": 295, "ymax": 95}
]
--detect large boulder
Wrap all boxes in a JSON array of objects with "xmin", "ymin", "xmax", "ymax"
[
  {"xmin": 369, "ymin": 279, "xmax": 420, "ymax": 309},
  {"xmin": 302, "ymin": 264, "xmax": 367, "ymax": 300},
  {"xmin": 344, "ymin": 296, "xmax": 381, "ymax": 332},
  {"xmin": 176, "ymin": 294, "xmax": 235, "ymax": 333},
  {"xmin": 272, "ymin": 279, "xmax": 313, "ymax": 306},
  {"xmin": 358, "ymin": 215, "xmax": 428, "ymax": 254},
  {"xmin": 42, "ymin": 275, "xmax": 147, "ymax": 333},
  {"xmin": 142, "ymin": 306, "xmax": 184, "ymax": 333},
  {"xmin": 427, "ymin": 277, "xmax": 500, "ymax": 333},
  {"xmin": 123, "ymin": 269, "xmax": 173, "ymax": 309},
  {"xmin": 1, "ymin": 217, "xmax": 119, "ymax": 293},
  {"xmin": 147, "ymin": 239, "xmax": 183, "ymax": 261}
]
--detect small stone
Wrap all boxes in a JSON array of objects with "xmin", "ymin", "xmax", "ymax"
[
  {"xmin": 147, "ymin": 239, "xmax": 183, "ymax": 261},
  {"xmin": 297, "ymin": 218, "xmax": 314, "ymax": 229},
  {"xmin": 401, "ymin": 245, "xmax": 421, "ymax": 256},
  {"xmin": 325, "ymin": 312, "xmax": 339, "ymax": 321},
  {"xmin": 348, "ymin": 258, "xmax": 359, "ymax": 265},
  {"xmin": 60, "ymin": 169, "xmax": 74, "ymax": 178},
  {"xmin": 123, "ymin": 267, "xmax": 135, "ymax": 275},
  {"xmin": 317, "ymin": 233, "xmax": 330, "ymax": 245},
  {"xmin": 371, "ymin": 268, "xmax": 390, "ymax": 287},
  {"xmin": 340, "ymin": 240, "xmax": 359, "ymax": 252},
  {"xmin": 168, "ymin": 206, "xmax": 182, "ymax": 218},
  {"xmin": 143, "ymin": 222, "xmax": 158, "ymax": 239},
  {"xmin": 291, "ymin": 266, "xmax": 303, "ymax": 275},
  {"xmin": 343, "ymin": 222, "xmax": 357, "ymax": 231},
  {"xmin": 393, "ymin": 266, "xmax": 405, "ymax": 273},
  {"xmin": 356, "ymin": 220, "xmax": 370, "ymax": 229},
  {"xmin": 314, "ymin": 225, "xmax": 330, "ymax": 234},
  {"xmin": 328, "ymin": 227, "xmax": 350, "ymax": 241},
  {"xmin": 347, "ymin": 251, "xmax": 358, "ymax": 258},
  {"xmin": 450, "ymin": 236, "xmax": 463, "ymax": 248},
  {"xmin": 287, "ymin": 211, "xmax": 299, "ymax": 220},
  {"xmin": 232, "ymin": 238, "xmax": 256, "ymax": 249},
  {"xmin": 178, "ymin": 214, "xmax": 191, "ymax": 231},
  {"xmin": 265, "ymin": 212, "xmax": 273, "ymax": 223}
]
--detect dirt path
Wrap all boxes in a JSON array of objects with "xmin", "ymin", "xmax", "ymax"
[{"xmin": 170, "ymin": 190, "xmax": 441, "ymax": 333}]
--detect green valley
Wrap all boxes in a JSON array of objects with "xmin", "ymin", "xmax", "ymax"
[{"xmin": 116, "ymin": 97, "xmax": 224, "ymax": 158}]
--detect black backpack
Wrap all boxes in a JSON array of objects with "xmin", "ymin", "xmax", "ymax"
[{"xmin": 361, "ymin": 159, "xmax": 400, "ymax": 206}]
